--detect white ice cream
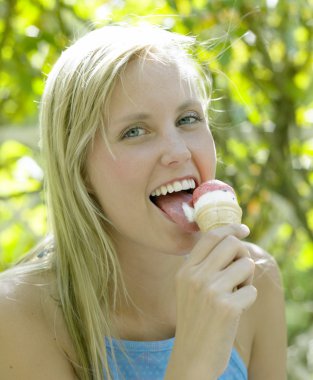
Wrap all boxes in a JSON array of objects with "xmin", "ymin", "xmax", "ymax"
[
  {"xmin": 194, "ymin": 190, "xmax": 237, "ymax": 212},
  {"xmin": 182, "ymin": 190, "xmax": 237, "ymax": 223}
]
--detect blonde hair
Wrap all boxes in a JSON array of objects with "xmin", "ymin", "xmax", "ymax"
[{"xmin": 39, "ymin": 24, "xmax": 211, "ymax": 379}]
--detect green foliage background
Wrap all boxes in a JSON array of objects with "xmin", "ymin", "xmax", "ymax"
[{"xmin": 0, "ymin": 0, "xmax": 312, "ymax": 378}]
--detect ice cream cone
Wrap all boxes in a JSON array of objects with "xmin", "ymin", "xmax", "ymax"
[{"xmin": 194, "ymin": 201, "xmax": 242, "ymax": 232}]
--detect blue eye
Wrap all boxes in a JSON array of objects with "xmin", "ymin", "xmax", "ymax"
[
  {"xmin": 177, "ymin": 112, "xmax": 203, "ymax": 126},
  {"xmin": 122, "ymin": 126, "xmax": 146, "ymax": 139}
]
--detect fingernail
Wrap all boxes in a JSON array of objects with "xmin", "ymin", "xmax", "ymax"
[{"xmin": 240, "ymin": 224, "xmax": 250, "ymax": 235}]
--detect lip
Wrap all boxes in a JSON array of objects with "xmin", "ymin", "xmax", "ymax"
[{"xmin": 150, "ymin": 175, "xmax": 199, "ymax": 196}]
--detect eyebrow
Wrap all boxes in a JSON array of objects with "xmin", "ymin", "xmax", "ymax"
[{"xmin": 115, "ymin": 99, "xmax": 203, "ymax": 124}]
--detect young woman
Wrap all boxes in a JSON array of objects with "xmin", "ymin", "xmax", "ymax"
[{"xmin": 0, "ymin": 24, "xmax": 286, "ymax": 379}]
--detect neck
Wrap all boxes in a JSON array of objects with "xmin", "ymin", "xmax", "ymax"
[{"xmin": 112, "ymin": 240, "xmax": 186, "ymax": 341}]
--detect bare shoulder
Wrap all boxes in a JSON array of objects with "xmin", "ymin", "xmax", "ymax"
[
  {"xmin": 245, "ymin": 242, "xmax": 283, "ymax": 285},
  {"xmin": 243, "ymin": 242, "xmax": 287, "ymax": 379},
  {"xmin": 0, "ymin": 266, "xmax": 77, "ymax": 379}
]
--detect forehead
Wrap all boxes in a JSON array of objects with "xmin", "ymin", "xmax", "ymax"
[{"xmin": 107, "ymin": 57, "xmax": 201, "ymax": 116}]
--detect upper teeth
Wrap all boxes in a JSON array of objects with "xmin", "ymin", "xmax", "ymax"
[{"xmin": 151, "ymin": 179, "xmax": 196, "ymax": 197}]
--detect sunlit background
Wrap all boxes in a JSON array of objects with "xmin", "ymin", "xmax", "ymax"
[{"xmin": 0, "ymin": 1, "xmax": 312, "ymax": 378}]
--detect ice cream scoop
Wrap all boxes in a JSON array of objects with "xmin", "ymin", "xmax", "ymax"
[{"xmin": 182, "ymin": 179, "xmax": 242, "ymax": 232}]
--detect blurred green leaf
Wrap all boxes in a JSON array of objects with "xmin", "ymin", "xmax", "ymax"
[{"xmin": 1, "ymin": 1, "xmax": 313, "ymax": 377}]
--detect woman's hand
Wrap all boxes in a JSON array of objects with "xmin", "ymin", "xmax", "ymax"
[{"xmin": 166, "ymin": 224, "xmax": 257, "ymax": 380}]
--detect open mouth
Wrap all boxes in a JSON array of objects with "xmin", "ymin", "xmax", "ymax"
[
  {"xmin": 148, "ymin": 179, "xmax": 198, "ymax": 231},
  {"xmin": 149, "ymin": 189, "xmax": 194, "ymax": 220},
  {"xmin": 149, "ymin": 178, "xmax": 197, "ymax": 202},
  {"xmin": 149, "ymin": 188, "xmax": 194, "ymax": 206}
]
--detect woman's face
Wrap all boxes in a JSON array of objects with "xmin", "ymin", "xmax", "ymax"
[{"xmin": 86, "ymin": 57, "xmax": 216, "ymax": 256}]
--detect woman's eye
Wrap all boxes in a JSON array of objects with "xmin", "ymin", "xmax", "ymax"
[
  {"xmin": 177, "ymin": 112, "xmax": 203, "ymax": 126},
  {"xmin": 122, "ymin": 126, "xmax": 146, "ymax": 139}
]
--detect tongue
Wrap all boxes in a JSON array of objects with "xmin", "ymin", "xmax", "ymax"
[{"xmin": 154, "ymin": 192, "xmax": 199, "ymax": 232}]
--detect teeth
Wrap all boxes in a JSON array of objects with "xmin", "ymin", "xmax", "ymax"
[
  {"xmin": 167, "ymin": 184, "xmax": 174, "ymax": 193},
  {"xmin": 182, "ymin": 179, "xmax": 191, "ymax": 190},
  {"xmin": 151, "ymin": 179, "xmax": 196, "ymax": 197},
  {"xmin": 173, "ymin": 181, "xmax": 183, "ymax": 192}
]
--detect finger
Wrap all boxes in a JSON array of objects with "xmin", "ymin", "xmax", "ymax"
[
  {"xmin": 215, "ymin": 257, "xmax": 255, "ymax": 292},
  {"xmin": 200, "ymin": 235, "xmax": 251, "ymax": 275},
  {"xmin": 188, "ymin": 224, "xmax": 250, "ymax": 266},
  {"xmin": 239, "ymin": 258, "xmax": 255, "ymax": 288},
  {"xmin": 230, "ymin": 285, "xmax": 258, "ymax": 312}
]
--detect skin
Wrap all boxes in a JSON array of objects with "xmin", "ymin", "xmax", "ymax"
[
  {"xmin": 86, "ymin": 59, "xmax": 216, "ymax": 256},
  {"xmin": 0, "ymin": 58, "xmax": 287, "ymax": 379}
]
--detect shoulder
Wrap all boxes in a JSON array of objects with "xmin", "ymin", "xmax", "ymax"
[
  {"xmin": 0, "ymin": 266, "xmax": 77, "ymax": 379},
  {"xmin": 245, "ymin": 242, "xmax": 282, "ymax": 285},
  {"xmin": 243, "ymin": 242, "xmax": 287, "ymax": 379},
  {"xmin": 244, "ymin": 241, "xmax": 285, "ymax": 329},
  {"xmin": 0, "ymin": 268, "xmax": 46, "ymax": 334}
]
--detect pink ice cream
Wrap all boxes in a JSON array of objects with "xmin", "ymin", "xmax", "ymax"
[{"xmin": 182, "ymin": 180, "xmax": 242, "ymax": 231}]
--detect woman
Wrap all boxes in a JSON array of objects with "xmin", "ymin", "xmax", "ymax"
[{"xmin": 0, "ymin": 24, "xmax": 286, "ymax": 379}]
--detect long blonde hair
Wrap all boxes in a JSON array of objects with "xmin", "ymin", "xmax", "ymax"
[{"xmin": 38, "ymin": 24, "xmax": 211, "ymax": 379}]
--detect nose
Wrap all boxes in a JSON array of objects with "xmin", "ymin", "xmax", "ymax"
[{"xmin": 159, "ymin": 129, "xmax": 192, "ymax": 167}]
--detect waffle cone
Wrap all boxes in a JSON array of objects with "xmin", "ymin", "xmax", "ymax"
[{"xmin": 194, "ymin": 201, "xmax": 242, "ymax": 232}]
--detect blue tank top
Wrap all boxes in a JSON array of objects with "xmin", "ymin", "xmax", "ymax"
[{"xmin": 105, "ymin": 337, "xmax": 247, "ymax": 379}]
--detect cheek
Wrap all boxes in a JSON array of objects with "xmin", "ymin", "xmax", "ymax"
[
  {"xmin": 108, "ymin": 152, "xmax": 147, "ymax": 184},
  {"xmin": 192, "ymin": 130, "xmax": 216, "ymax": 178},
  {"xmin": 87, "ymin": 151, "xmax": 147, "ymax": 213},
  {"xmin": 207, "ymin": 136, "xmax": 217, "ymax": 167}
]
